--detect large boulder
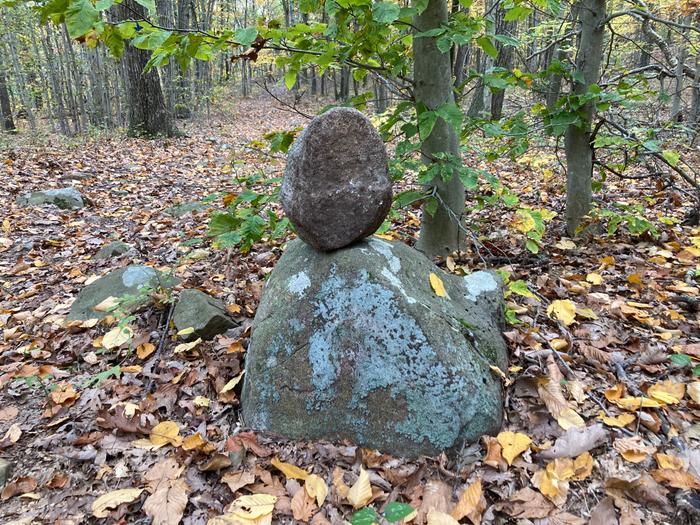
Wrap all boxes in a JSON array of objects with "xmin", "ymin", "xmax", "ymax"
[
  {"xmin": 173, "ymin": 289, "xmax": 236, "ymax": 341},
  {"xmin": 241, "ymin": 238, "xmax": 507, "ymax": 457},
  {"xmin": 68, "ymin": 266, "xmax": 178, "ymax": 321},
  {"xmin": 281, "ymin": 108, "xmax": 392, "ymax": 251},
  {"xmin": 17, "ymin": 187, "xmax": 86, "ymax": 210}
]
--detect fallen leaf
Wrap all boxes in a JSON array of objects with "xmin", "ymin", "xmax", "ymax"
[
  {"xmin": 547, "ymin": 300, "xmax": 576, "ymax": 326},
  {"xmin": 332, "ymin": 467, "xmax": 349, "ymax": 499},
  {"xmin": 346, "ymin": 467, "xmax": 372, "ymax": 509},
  {"xmin": 0, "ymin": 406, "xmax": 19, "ymax": 421},
  {"xmin": 586, "ymin": 273, "xmax": 604, "ymax": 285},
  {"xmin": 1, "ymin": 476, "xmax": 38, "ymax": 500},
  {"xmin": 426, "ymin": 510, "xmax": 459, "ymax": 525},
  {"xmin": 539, "ymin": 424, "xmax": 608, "ymax": 459},
  {"xmin": 102, "ymin": 325, "xmax": 134, "ymax": 349},
  {"xmin": 688, "ymin": 382, "xmax": 700, "ymax": 403},
  {"xmin": 429, "ymin": 273, "xmax": 446, "ymax": 297},
  {"xmin": 173, "ymin": 338, "xmax": 202, "ymax": 354},
  {"xmin": 137, "ymin": 342, "xmax": 156, "ymax": 359},
  {"xmin": 222, "ymin": 471, "xmax": 256, "ymax": 494},
  {"xmin": 451, "ymin": 478, "xmax": 485, "ymax": 524},
  {"xmin": 304, "ymin": 473, "xmax": 328, "ymax": 507},
  {"xmin": 291, "ymin": 485, "xmax": 317, "ymax": 521},
  {"xmin": 613, "ymin": 436, "xmax": 656, "ymax": 463},
  {"xmin": 150, "ymin": 421, "xmax": 182, "ymax": 447},
  {"xmin": 220, "ymin": 371, "xmax": 245, "ymax": 394},
  {"xmin": 497, "ymin": 431, "xmax": 531, "ymax": 465},
  {"xmin": 270, "ymin": 457, "xmax": 309, "ymax": 480},
  {"xmin": 143, "ymin": 459, "xmax": 189, "ymax": 525},
  {"xmin": 599, "ymin": 412, "xmax": 636, "ymax": 428},
  {"xmin": 493, "ymin": 487, "xmax": 554, "ymax": 519},
  {"xmin": 655, "ymin": 453, "xmax": 684, "ymax": 470},
  {"xmin": 227, "ymin": 494, "xmax": 277, "ymax": 519},
  {"xmin": 647, "ymin": 380, "xmax": 685, "ymax": 405},
  {"xmin": 92, "ymin": 488, "xmax": 143, "ymax": 518},
  {"xmin": 651, "ymin": 469, "xmax": 700, "ymax": 489}
]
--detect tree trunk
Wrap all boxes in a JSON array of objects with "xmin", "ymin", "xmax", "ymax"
[
  {"xmin": 0, "ymin": 58, "xmax": 15, "ymax": 132},
  {"xmin": 564, "ymin": 0, "xmax": 606, "ymax": 236},
  {"xmin": 490, "ymin": 6, "xmax": 516, "ymax": 120},
  {"xmin": 115, "ymin": 0, "xmax": 176, "ymax": 136},
  {"xmin": 414, "ymin": 0, "xmax": 465, "ymax": 255}
]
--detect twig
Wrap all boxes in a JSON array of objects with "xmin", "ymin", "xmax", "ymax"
[{"xmin": 143, "ymin": 301, "xmax": 175, "ymax": 393}]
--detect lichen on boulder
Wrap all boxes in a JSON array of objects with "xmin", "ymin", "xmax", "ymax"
[{"xmin": 241, "ymin": 238, "xmax": 507, "ymax": 457}]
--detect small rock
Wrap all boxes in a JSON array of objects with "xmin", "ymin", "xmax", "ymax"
[
  {"xmin": 17, "ymin": 187, "xmax": 85, "ymax": 210},
  {"xmin": 281, "ymin": 107, "xmax": 392, "ymax": 251},
  {"xmin": 94, "ymin": 241, "xmax": 132, "ymax": 260},
  {"xmin": 164, "ymin": 202, "xmax": 208, "ymax": 217},
  {"xmin": 60, "ymin": 171, "xmax": 93, "ymax": 181},
  {"xmin": 0, "ymin": 458, "xmax": 12, "ymax": 486},
  {"xmin": 173, "ymin": 289, "xmax": 237, "ymax": 341},
  {"xmin": 67, "ymin": 265, "xmax": 179, "ymax": 321}
]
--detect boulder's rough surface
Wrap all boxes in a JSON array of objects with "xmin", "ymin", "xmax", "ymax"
[
  {"xmin": 95, "ymin": 241, "xmax": 132, "ymax": 260},
  {"xmin": 17, "ymin": 187, "xmax": 85, "ymax": 210},
  {"xmin": 68, "ymin": 266, "xmax": 177, "ymax": 321},
  {"xmin": 281, "ymin": 108, "xmax": 392, "ymax": 251},
  {"xmin": 164, "ymin": 201, "xmax": 208, "ymax": 217},
  {"xmin": 173, "ymin": 289, "xmax": 236, "ymax": 341},
  {"xmin": 0, "ymin": 458, "xmax": 12, "ymax": 486},
  {"xmin": 242, "ymin": 238, "xmax": 507, "ymax": 457}
]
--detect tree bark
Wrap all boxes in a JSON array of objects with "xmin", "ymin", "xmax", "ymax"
[
  {"xmin": 565, "ymin": 0, "xmax": 606, "ymax": 236},
  {"xmin": 414, "ymin": 0, "xmax": 465, "ymax": 255},
  {"xmin": 0, "ymin": 57, "xmax": 15, "ymax": 132},
  {"xmin": 116, "ymin": 0, "xmax": 176, "ymax": 136}
]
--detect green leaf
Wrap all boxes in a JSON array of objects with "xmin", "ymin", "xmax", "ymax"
[
  {"xmin": 436, "ymin": 102, "xmax": 462, "ymax": 133},
  {"xmin": 504, "ymin": 5, "xmax": 533, "ymax": 21},
  {"xmin": 65, "ymin": 0, "xmax": 99, "ymax": 38},
  {"xmin": 693, "ymin": 364, "xmax": 700, "ymax": 377},
  {"xmin": 208, "ymin": 212, "xmax": 240, "ymax": 237},
  {"xmin": 476, "ymin": 35, "xmax": 498, "ymax": 59},
  {"xmin": 671, "ymin": 353, "xmax": 691, "ymax": 367},
  {"xmin": 284, "ymin": 69, "xmax": 297, "ymax": 90},
  {"xmin": 525, "ymin": 239, "xmax": 540, "ymax": 253},
  {"xmin": 661, "ymin": 149, "xmax": 679, "ymax": 167},
  {"xmin": 372, "ymin": 1, "xmax": 401, "ymax": 24},
  {"xmin": 394, "ymin": 190, "xmax": 425, "ymax": 208},
  {"xmin": 351, "ymin": 508, "xmax": 378, "ymax": 525},
  {"xmin": 508, "ymin": 279, "xmax": 536, "ymax": 299},
  {"xmin": 236, "ymin": 27, "xmax": 258, "ymax": 47},
  {"xmin": 384, "ymin": 502, "xmax": 415, "ymax": 522},
  {"xmin": 134, "ymin": 0, "xmax": 155, "ymax": 13},
  {"xmin": 418, "ymin": 110, "xmax": 438, "ymax": 141}
]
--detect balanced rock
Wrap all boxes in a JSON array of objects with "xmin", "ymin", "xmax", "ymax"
[
  {"xmin": 17, "ymin": 187, "xmax": 85, "ymax": 210},
  {"xmin": 173, "ymin": 289, "xmax": 236, "ymax": 341},
  {"xmin": 281, "ymin": 108, "xmax": 392, "ymax": 251},
  {"xmin": 68, "ymin": 265, "xmax": 178, "ymax": 321},
  {"xmin": 241, "ymin": 238, "xmax": 507, "ymax": 457}
]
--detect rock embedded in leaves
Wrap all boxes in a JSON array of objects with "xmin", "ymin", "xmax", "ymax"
[
  {"xmin": 94, "ymin": 240, "xmax": 132, "ymax": 260},
  {"xmin": 241, "ymin": 238, "xmax": 507, "ymax": 457},
  {"xmin": 17, "ymin": 187, "xmax": 86, "ymax": 210},
  {"xmin": 67, "ymin": 265, "xmax": 178, "ymax": 322},
  {"xmin": 173, "ymin": 289, "xmax": 236, "ymax": 341},
  {"xmin": 281, "ymin": 107, "xmax": 392, "ymax": 251}
]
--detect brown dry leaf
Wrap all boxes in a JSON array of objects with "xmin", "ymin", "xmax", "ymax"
[
  {"xmin": 572, "ymin": 452, "xmax": 593, "ymax": 480},
  {"xmin": 222, "ymin": 471, "xmax": 256, "ymax": 494},
  {"xmin": 451, "ymin": 478, "xmax": 485, "ymax": 524},
  {"xmin": 332, "ymin": 467, "xmax": 349, "ymax": 499},
  {"xmin": 539, "ymin": 424, "xmax": 608, "ymax": 460},
  {"xmin": 346, "ymin": 467, "xmax": 372, "ymax": 509},
  {"xmin": 45, "ymin": 472, "xmax": 70, "ymax": 489},
  {"xmin": 418, "ymin": 479, "xmax": 452, "ymax": 523},
  {"xmin": 651, "ymin": 468, "xmax": 700, "ymax": 489},
  {"xmin": 687, "ymin": 382, "xmax": 700, "ymax": 403},
  {"xmin": 144, "ymin": 477, "xmax": 189, "ymax": 525},
  {"xmin": 426, "ymin": 510, "xmax": 459, "ymax": 525},
  {"xmin": 589, "ymin": 497, "xmax": 618, "ymax": 525},
  {"xmin": 537, "ymin": 377, "xmax": 585, "ymax": 430},
  {"xmin": 497, "ymin": 431, "xmax": 532, "ymax": 465},
  {"xmin": 2, "ymin": 423, "xmax": 21, "ymax": 444},
  {"xmin": 494, "ymin": 487, "xmax": 554, "ymax": 519},
  {"xmin": 271, "ymin": 457, "xmax": 309, "ymax": 481},
  {"xmin": 150, "ymin": 421, "xmax": 182, "ymax": 447},
  {"xmin": 613, "ymin": 436, "xmax": 656, "ymax": 463},
  {"xmin": 482, "ymin": 435, "xmax": 506, "ymax": 470},
  {"xmin": 92, "ymin": 488, "xmax": 143, "ymax": 518},
  {"xmin": 137, "ymin": 342, "xmax": 156, "ymax": 359},
  {"xmin": 1, "ymin": 476, "xmax": 38, "ymax": 500},
  {"xmin": 182, "ymin": 432, "xmax": 211, "ymax": 452},
  {"xmin": 310, "ymin": 511, "xmax": 332, "ymax": 525},
  {"xmin": 200, "ymin": 453, "xmax": 233, "ymax": 472},
  {"xmin": 604, "ymin": 474, "xmax": 671, "ymax": 513},
  {"xmin": 304, "ymin": 474, "xmax": 328, "ymax": 507},
  {"xmin": 647, "ymin": 380, "xmax": 685, "ymax": 405},
  {"xmin": 49, "ymin": 382, "xmax": 80, "ymax": 406},
  {"xmin": 291, "ymin": 485, "xmax": 317, "ymax": 521},
  {"xmin": 0, "ymin": 405, "xmax": 18, "ymax": 421}
]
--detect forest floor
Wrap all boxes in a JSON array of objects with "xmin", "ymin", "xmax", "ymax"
[{"xmin": 1, "ymin": 93, "xmax": 699, "ymax": 525}]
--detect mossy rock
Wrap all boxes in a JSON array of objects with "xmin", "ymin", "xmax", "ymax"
[
  {"xmin": 17, "ymin": 188, "xmax": 85, "ymax": 210},
  {"xmin": 241, "ymin": 238, "xmax": 507, "ymax": 457},
  {"xmin": 173, "ymin": 289, "xmax": 236, "ymax": 341}
]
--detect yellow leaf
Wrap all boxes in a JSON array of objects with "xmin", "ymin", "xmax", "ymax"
[
  {"xmin": 648, "ymin": 380, "xmax": 685, "ymax": 405},
  {"xmin": 194, "ymin": 396, "xmax": 210, "ymax": 408},
  {"xmin": 177, "ymin": 327, "xmax": 195, "ymax": 336},
  {"xmin": 599, "ymin": 412, "xmax": 636, "ymax": 428},
  {"xmin": 451, "ymin": 478, "xmax": 483, "ymax": 521},
  {"xmin": 546, "ymin": 300, "xmax": 576, "ymax": 326},
  {"xmin": 228, "ymin": 494, "xmax": 277, "ymax": 519},
  {"xmin": 220, "ymin": 371, "xmax": 245, "ymax": 394},
  {"xmin": 182, "ymin": 433, "xmax": 207, "ymax": 451},
  {"xmin": 136, "ymin": 342, "xmax": 155, "ymax": 359},
  {"xmin": 513, "ymin": 210, "xmax": 536, "ymax": 233},
  {"xmin": 93, "ymin": 296, "xmax": 120, "ymax": 312},
  {"xmin": 576, "ymin": 307, "xmax": 598, "ymax": 320},
  {"xmin": 270, "ymin": 457, "xmax": 309, "ymax": 481},
  {"xmin": 346, "ymin": 467, "xmax": 372, "ymax": 509},
  {"xmin": 429, "ymin": 273, "xmax": 446, "ymax": 298},
  {"xmin": 688, "ymin": 382, "xmax": 700, "ymax": 403},
  {"xmin": 533, "ymin": 462, "xmax": 569, "ymax": 506},
  {"xmin": 150, "ymin": 421, "xmax": 182, "ymax": 447},
  {"xmin": 497, "ymin": 431, "xmax": 531, "ymax": 465},
  {"xmin": 612, "ymin": 396, "xmax": 663, "ymax": 410},
  {"xmin": 655, "ymin": 453, "xmax": 684, "ymax": 470},
  {"xmin": 600, "ymin": 256, "xmax": 615, "ymax": 266},
  {"xmin": 426, "ymin": 510, "xmax": 460, "ymax": 525},
  {"xmin": 554, "ymin": 239, "xmax": 576, "ymax": 250},
  {"xmin": 174, "ymin": 338, "xmax": 202, "ymax": 354},
  {"xmin": 332, "ymin": 467, "xmax": 349, "ymax": 499},
  {"xmin": 92, "ymin": 488, "xmax": 144, "ymax": 518},
  {"xmin": 550, "ymin": 338, "xmax": 568, "ymax": 351},
  {"xmin": 102, "ymin": 326, "xmax": 134, "ymax": 349},
  {"xmin": 613, "ymin": 436, "xmax": 655, "ymax": 463},
  {"xmin": 304, "ymin": 473, "xmax": 328, "ymax": 507},
  {"xmin": 572, "ymin": 452, "xmax": 593, "ymax": 481},
  {"xmin": 556, "ymin": 407, "xmax": 586, "ymax": 431},
  {"xmin": 586, "ymin": 273, "xmax": 603, "ymax": 285}
]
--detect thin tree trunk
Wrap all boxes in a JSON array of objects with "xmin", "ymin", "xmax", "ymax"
[
  {"xmin": 565, "ymin": 0, "xmax": 606, "ymax": 236},
  {"xmin": 414, "ymin": 0, "xmax": 465, "ymax": 255},
  {"xmin": 0, "ymin": 55, "xmax": 15, "ymax": 132}
]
